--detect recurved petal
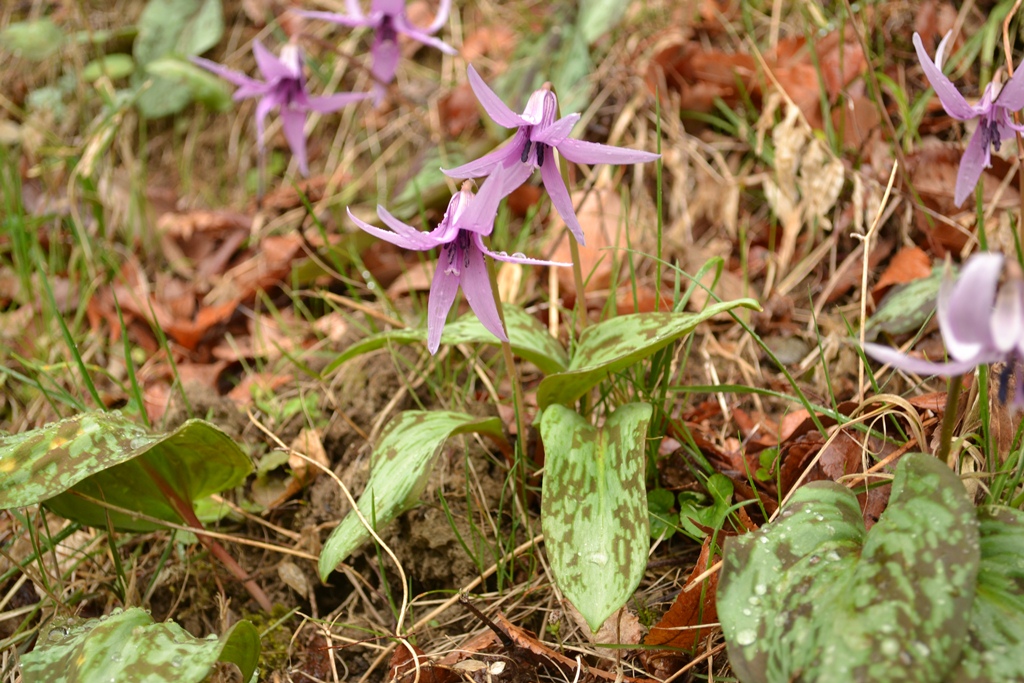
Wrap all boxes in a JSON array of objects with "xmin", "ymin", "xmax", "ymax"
[
  {"xmin": 466, "ymin": 65, "xmax": 526, "ymax": 128},
  {"xmin": 457, "ymin": 172, "xmax": 507, "ymax": 235},
  {"xmin": 252, "ymin": 39, "xmax": 294, "ymax": 83},
  {"xmin": 347, "ymin": 207, "xmax": 437, "ymax": 250},
  {"xmin": 460, "ymin": 243, "xmax": 508, "ymax": 344},
  {"xmin": 557, "ymin": 139, "xmax": 661, "ymax": 165},
  {"xmin": 992, "ymin": 279, "xmax": 1024, "ymax": 353},
  {"xmin": 306, "ymin": 91, "xmax": 372, "ymax": 113},
  {"xmin": 862, "ymin": 342, "xmax": 984, "ymax": 376},
  {"xmin": 996, "ymin": 59, "xmax": 1024, "ymax": 110},
  {"xmin": 397, "ymin": 24, "xmax": 457, "ymax": 55},
  {"xmin": 474, "ymin": 234, "xmax": 571, "ymax": 267},
  {"xmin": 423, "ymin": 0, "xmax": 452, "ymax": 34},
  {"xmin": 426, "ymin": 255, "xmax": 462, "ymax": 354},
  {"xmin": 532, "ymin": 114, "xmax": 580, "ymax": 146},
  {"xmin": 442, "ymin": 141, "xmax": 522, "ymax": 179},
  {"xmin": 913, "ymin": 32, "xmax": 978, "ymax": 121},
  {"xmin": 370, "ymin": 35, "xmax": 401, "ymax": 85},
  {"xmin": 190, "ymin": 56, "xmax": 263, "ymax": 90},
  {"xmin": 279, "ymin": 107, "xmax": 309, "ymax": 176},
  {"xmin": 380, "ymin": 204, "xmax": 457, "ymax": 248},
  {"xmin": 297, "ymin": 9, "xmax": 374, "ymax": 28},
  {"xmin": 939, "ymin": 252, "xmax": 1003, "ymax": 360},
  {"xmin": 540, "ymin": 159, "xmax": 585, "ymax": 245},
  {"xmin": 253, "ymin": 95, "xmax": 277, "ymax": 153},
  {"xmin": 953, "ymin": 124, "xmax": 991, "ymax": 208}
]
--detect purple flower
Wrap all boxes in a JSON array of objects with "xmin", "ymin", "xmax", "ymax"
[
  {"xmin": 442, "ymin": 65, "xmax": 660, "ymax": 245},
  {"xmin": 914, "ymin": 31, "xmax": 1024, "ymax": 207},
  {"xmin": 192, "ymin": 40, "xmax": 370, "ymax": 176},
  {"xmin": 300, "ymin": 0, "xmax": 456, "ymax": 98},
  {"xmin": 347, "ymin": 171, "xmax": 569, "ymax": 354},
  {"xmin": 864, "ymin": 252, "xmax": 1024, "ymax": 407}
]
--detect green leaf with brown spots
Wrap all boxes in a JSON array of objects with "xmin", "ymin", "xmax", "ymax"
[
  {"xmin": 324, "ymin": 303, "xmax": 569, "ymax": 376},
  {"xmin": 947, "ymin": 506, "xmax": 1024, "ymax": 683},
  {"xmin": 0, "ymin": 412, "xmax": 251, "ymax": 531},
  {"xmin": 20, "ymin": 607, "xmax": 260, "ymax": 683},
  {"xmin": 540, "ymin": 402, "xmax": 652, "ymax": 632},
  {"xmin": 319, "ymin": 410, "xmax": 505, "ymax": 580},
  {"xmin": 536, "ymin": 298, "xmax": 760, "ymax": 408},
  {"xmin": 719, "ymin": 453, "xmax": 979, "ymax": 683}
]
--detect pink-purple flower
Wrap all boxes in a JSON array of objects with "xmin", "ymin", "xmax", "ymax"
[
  {"xmin": 914, "ymin": 31, "xmax": 1024, "ymax": 207},
  {"xmin": 192, "ymin": 40, "xmax": 370, "ymax": 176},
  {"xmin": 347, "ymin": 171, "xmax": 569, "ymax": 353},
  {"xmin": 443, "ymin": 65, "xmax": 660, "ymax": 245},
  {"xmin": 864, "ymin": 252, "xmax": 1024, "ymax": 407},
  {"xmin": 300, "ymin": 0, "xmax": 456, "ymax": 100}
]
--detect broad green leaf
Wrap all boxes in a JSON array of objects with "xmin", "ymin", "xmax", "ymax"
[
  {"xmin": 865, "ymin": 266, "xmax": 944, "ymax": 341},
  {"xmin": 537, "ymin": 298, "xmax": 760, "ymax": 408},
  {"xmin": 0, "ymin": 412, "xmax": 252, "ymax": 531},
  {"xmin": 578, "ymin": 0, "xmax": 629, "ymax": 44},
  {"xmin": 133, "ymin": 0, "xmax": 224, "ymax": 118},
  {"xmin": 948, "ymin": 506, "xmax": 1024, "ymax": 682},
  {"xmin": 145, "ymin": 56, "xmax": 232, "ymax": 111},
  {"xmin": 82, "ymin": 54, "xmax": 136, "ymax": 82},
  {"xmin": 679, "ymin": 474, "xmax": 733, "ymax": 539},
  {"xmin": 0, "ymin": 19, "xmax": 64, "ymax": 61},
  {"xmin": 648, "ymin": 488, "xmax": 676, "ymax": 540},
  {"xmin": 325, "ymin": 304, "xmax": 569, "ymax": 376},
  {"xmin": 21, "ymin": 607, "xmax": 259, "ymax": 683},
  {"xmin": 719, "ymin": 453, "xmax": 979, "ymax": 683},
  {"xmin": 540, "ymin": 403, "xmax": 652, "ymax": 632},
  {"xmin": 319, "ymin": 410, "xmax": 504, "ymax": 580}
]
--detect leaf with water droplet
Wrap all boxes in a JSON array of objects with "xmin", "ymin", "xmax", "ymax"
[
  {"xmin": 540, "ymin": 402, "xmax": 652, "ymax": 632},
  {"xmin": 719, "ymin": 453, "xmax": 979, "ymax": 683},
  {"xmin": 19, "ymin": 607, "xmax": 259, "ymax": 683}
]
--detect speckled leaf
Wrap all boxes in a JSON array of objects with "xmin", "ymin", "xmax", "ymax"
[
  {"xmin": 0, "ymin": 412, "xmax": 251, "ymax": 531},
  {"xmin": 947, "ymin": 506, "xmax": 1024, "ymax": 683},
  {"xmin": 319, "ymin": 410, "xmax": 504, "ymax": 580},
  {"xmin": 537, "ymin": 299, "xmax": 760, "ymax": 408},
  {"xmin": 719, "ymin": 453, "xmax": 979, "ymax": 683},
  {"xmin": 20, "ymin": 607, "xmax": 259, "ymax": 683},
  {"xmin": 325, "ymin": 304, "xmax": 568, "ymax": 375},
  {"xmin": 865, "ymin": 266, "xmax": 944, "ymax": 341},
  {"xmin": 540, "ymin": 403, "xmax": 652, "ymax": 632}
]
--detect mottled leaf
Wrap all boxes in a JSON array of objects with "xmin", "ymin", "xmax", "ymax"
[
  {"xmin": 82, "ymin": 54, "xmax": 135, "ymax": 82},
  {"xmin": 719, "ymin": 453, "xmax": 979, "ymax": 683},
  {"xmin": 21, "ymin": 607, "xmax": 259, "ymax": 683},
  {"xmin": 0, "ymin": 19, "xmax": 64, "ymax": 61},
  {"xmin": 319, "ymin": 411, "xmax": 504, "ymax": 580},
  {"xmin": 537, "ymin": 299, "xmax": 760, "ymax": 408},
  {"xmin": 865, "ymin": 266, "xmax": 944, "ymax": 341},
  {"xmin": 948, "ymin": 506, "xmax": 1024, "ymax": 683},
  {"xmin": 133, "ymin": 0, "xmax": 224, "ymax": 118},
  {"xmin": 540, "ymin": 403, "xmax": 652, "ymax": 631},
  {"xmin": 325, "ymin": 304, "xmax": 568, "ymax": 376},
  {"xmin": 0, "ymin": 412, "xmax": 251, "ymax": 531}
]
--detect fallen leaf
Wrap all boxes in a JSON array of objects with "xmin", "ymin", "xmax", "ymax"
[{"xmin": 872, "ymin": 246, "xmax": 932, "ymax": 301}]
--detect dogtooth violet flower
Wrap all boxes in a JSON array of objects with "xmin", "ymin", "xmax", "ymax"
[
  {"xmin": 192, "ymin": 40, "xmax": 370, "ymax": 176},
  {"xmin": 442, "ymin": 65, "xmax": 660, "ymax": 246},
  {"xmin": 864, "ymin": 252, "xmax": 1024, "ymax": 408},
  {"xmin": 347, "ymin": 171, "xmax": 570, "ymax": 354},
  {"xmin": 300, "ymin": 0, "xmax": 456, "ymax": 99},
  {"xmin": 914, "ymin": 31, "xmax": 1024, "ymax": 207}
]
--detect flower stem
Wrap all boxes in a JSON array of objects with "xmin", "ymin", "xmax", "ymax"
[
  {"xmin": 485, "ymin": 251, "xmax": 527, "ymax": 457},
  {"xmin": 935, "ymin": 373, "xmax": 963, "ymax": 464}
]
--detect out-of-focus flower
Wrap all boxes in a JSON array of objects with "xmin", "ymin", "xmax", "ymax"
[
  {"xmin": 914, "ymin": 31, "xmax": 1024, "ymax": 207},
  {"xmin": 192, "ymin": 40, "xmax": 370, "ymax": 175},
  {"xmin": 347, "ymin": 171, "xmax": 569, "ymax": 353},
  {"xmin": 301, "ymin": 0, "xmax": 456, "ymax": 99},
  {"xmin": 864, "ymin": 252, "xmax": 1024, "ymax": 407},
  {"xmin": 443, "ymin": 65, "xmax": 660, "ymax": 245}
]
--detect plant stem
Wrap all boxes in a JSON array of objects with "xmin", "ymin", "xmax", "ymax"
[
  {"xmin": 936, "ymin": 374, "xmax": 963, "ymax": 465},
  {"xmin": 485, "ymin": 257, "xmax": 527, "ymax": 449}
]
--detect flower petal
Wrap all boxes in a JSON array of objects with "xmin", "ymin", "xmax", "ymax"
[
  {"xmin": 532, "ymin": 114, "xmax": 580, "ymax": 146},
  {"xmin": 397, "ymin": 24, "xmax": 457, "ymax": 55},
  {"xmin": 442, "ymin": 137, "xmax": 523, "ymax": 178},
  {"xmin": 252, "ymin": 39, "xmax": 293, "ymax": 83},
  {"xmin": 379, "ymin": 204, "xmax": 456, "ymax": 248},
  {"xmin": 347, "ymin": 207, "xmax": 438, "ymax": 250},
  {"xmin": 465, "ymin": 65, "xmax": 526, "ymax": 128},
  {"xmin": 557, "ymin": 138, "xmax": 661, "ymax": 165},
  {"xmin": 426, "ymin": 252, "xmax": 461, "ymax": 354},
  {"xmin": 913, "ymin": 32, "xmax": 978, "ymax": 121},
  {"xmin": 862, "ymin": 342, "xmax": 983, "ymax": 376},
  {"xmin": 190, "ymin": 56, "xmax": 263, "ymax": 91},
  {"xmin": 279, "ymin": 107, "xmax": 309, "ymax": 175},
  {"xmin": 297, "ymin": 9, "xmax": 373, "ymax": 28},
  {"xmin": 540, "ymin": 158, "xmax": 586, "ymax": 245},
  {"xmin": 371, "ymin": 34, "xmax": 401, "ymax": 85},
  {"xmin": 996, "ymin": 61, "xmax": 1024, "ymax": 110},
  {"xmin": 939, "ymin": 252, "xmax": 1002, "ymax": 360},
  {"xmin": 456, "ymin": 172, "xmax": 507, "ymax": 235},
  {"xmin": 460, "ymin": 242, "xmax": 508, "ymax": 344},
  {"xmin": 423, "ymin": 0, "xmax": 452, "ymax": 34},
  {"xmin": 307, "ymin": 91, "xmax": 372, "ymax": 113},
  {"xmin": 992, "ymin": 279, "xmax": 1024, "ymax": 353},
  {"xmin": 253, "ymin": 94, "xmax": 277, "ymax": 154},
  {"xmin": 474, "ymin": 233, "xmax": 571, "ymax": 267},
  {"xmin": 953, "ymin": 124, "xmax": 991, "ymax": 208}
]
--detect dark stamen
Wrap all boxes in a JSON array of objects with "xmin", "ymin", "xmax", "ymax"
[
  {"xmin": 536, "ymin": 143, "xmax": 545, "ymax": 167},
  {"xmin": 521, "ymin": 140, "xmax": 532, "ymax": 164},
  {"xmin": 998, "ymin": 361, "xmax": 1015, "ymax": 405},
  {"xmin": 985, "ymin": 119, "xmax": 1003, "ymax": 152}
]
